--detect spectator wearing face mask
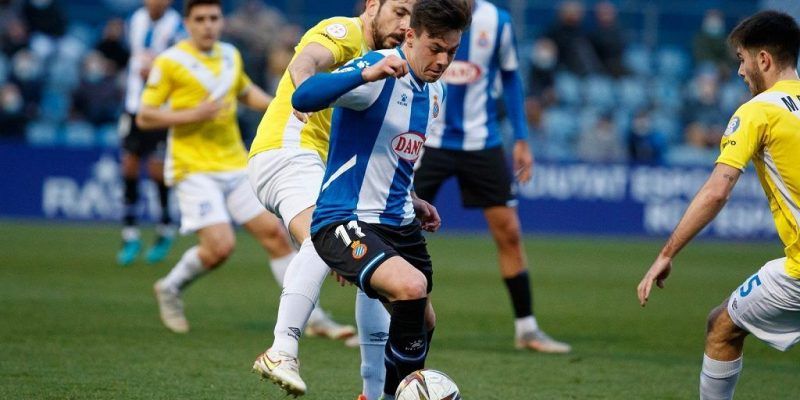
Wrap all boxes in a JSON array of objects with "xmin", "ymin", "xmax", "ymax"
[
  {"xmin": 543, "ymin": 0, "xmax": 602, "ymax": 76},
  {"xmin": 525, "ymin": 38, "xmax": 558, "ymax": 130},
  {"xmin": 0, "ymin": 82, "xmax": 26, "ymax": 140},
  {"xmin": 95, "ymin": 18, "xmax": 130, "ymax": 73},
  {"xmin": 693, "ymin": 9, "xmax": 729, "ymax": 71},
  {"xmin": 9, "ymin": 49, "xmax": 42, "ymax": 118},
  {"xmin": 590, "ymin": 1, "xmax": 627, "ymax": 78},
  {"xmin": 71, "ymin": 52, "xmax": 123, "ymax": 127}
]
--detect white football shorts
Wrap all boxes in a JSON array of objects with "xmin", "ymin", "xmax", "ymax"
[
  {"xmin": 727, "ymin": 257, "xmax": 800, "ymax": 351},
  {"xmin": 247, "ymin": 148, "xmax": 326, "ymax": 230},
  {"xmin": 175, "ymin": 170, "xmax": 265, "ymax": 234}
]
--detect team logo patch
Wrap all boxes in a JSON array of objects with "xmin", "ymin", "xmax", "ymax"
[
  {"xmin": 441, "ymin": 61, "xmax": 482, "ymax": 85},
  {"xmin": 391, "ymin": 131, "xmax": 426, "ymax": 162},
  {"xmin": 432, "ymin": 94, "xmax": 440, "ymax": 118},
  {"xmin": 325, "ymin": 23, "xmax": 348, "ymax": 39},
  {"xmin": 478, "ymin": 31, "xmax": 490, "ymax": 47},
  {"xmin": 724, "ymin": 116, "xmax": 740, "ymax": 136},
  {"xmin": 351, "ymin": 241, "xmax": 367, "ymax": 259}
]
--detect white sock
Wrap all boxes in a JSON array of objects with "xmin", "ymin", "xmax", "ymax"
[
  {"xmin": 700, "ymin": 354, "xmax": 742, "ymax": 400},
  {"xmin": 122, "ymin": 226, "xmax": 140, "ymax": 241},
  {"xmin": 356, "ymin": 289, "xmax": 390, "ymax": 400},
  {"xmin": 271, "ymin": 238, "xmax": 330, "ymax": 357},
  {"xmin": 161, "ymin": 246, "xmax": 204, "ymax": 291},
  {"xmin": 514, "ymin": 315, "xmax": 539, "ymax": 335},
  {"xmin": 268, "ymin": 251, "xmax": 296, "ymax": 286}
]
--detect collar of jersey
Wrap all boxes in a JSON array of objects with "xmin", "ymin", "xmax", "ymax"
[
  {"xmin": 395, "ymin": 46, "xmax": 426, "ymax": 91},
  {"xmin": 178, "ymin": 40, "xmax": 220, "ymax": 59}
]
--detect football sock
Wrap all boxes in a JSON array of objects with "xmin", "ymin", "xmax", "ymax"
[
  {"xmin": 156, "ymin": 181, "xmax": 172, "ymax": 226},
  {"xmin": 384, "ymin": 298, "xmax": 428, "ymax": 396},
  {"xmin": 123, "ymin": 177, "xmax": 138, "ymax": 227},
  {"xmin": 268, "ymin": 251, "xmax": 296, "ymax": 286},
  {"xmin": 514, "ymin": 315, "xmax": 539, "ymax": 336},
  {"xmin": 271, "ymin": 238, "xmax": 327, "ymax": 357},
  {"xmin": 503, "ymin": 270, "xmax": 533, "ymax": 319},
  {"xmin": 699, "ymin": 354, "xmax": 742, "ymax": 400},
  {"xmin": 161, "ymin": 246, "xmax": 204, "ymax": 291},
  {"xmin": 356, "ymin": 289, "xmax": 390, "ymax": 400}
]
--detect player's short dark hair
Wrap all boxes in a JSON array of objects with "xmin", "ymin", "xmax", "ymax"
[
  {"xmin": 184, "ymin": 0, "xmax": 222, "ymax": 17},
  {"xmin": 410, "ymin": 0, "xmax": 472, "ymax": 39},
  {"xmin": 728, "ymin": 10, "xmax": 800, "ymax": 68}
]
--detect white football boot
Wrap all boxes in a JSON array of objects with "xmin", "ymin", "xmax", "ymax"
[
  {"xmin": 153, "ymin": 279, "xmax": 189, "ymax": 334},
  {"xmin": 515, "ymin": 329, "xmax": 572, "ymax": 354},
  {"xmin": 253, "ymin": 348, "xmax": 307, "ymax": 396}
]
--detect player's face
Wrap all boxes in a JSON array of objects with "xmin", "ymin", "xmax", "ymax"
[
  {"xmin": 736, "ymin": 46, "xmax": 767, "ymax": 96},
  {"xmin": 369, "ymin": 0, "xmax": 414, "ymax": 50},
  {"xmin": 144, "ymin": 0, "xmax": 172, "ymax": 19},
  {"xmin": 184, "ymin": 5, "xmax": 224, "ymax": 52},
  {"xmin": 405, "ymin": 29, "xmax": 461, "ymax": 82}
]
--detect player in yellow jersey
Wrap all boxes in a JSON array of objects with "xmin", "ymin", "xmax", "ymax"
[
  {"xmin": 248, "ymin": 1, "xmax": 415, "ymax": 398},
  {"xmin": 135, "ymin": 0, "xmax": 334, "ymax": 336},
  {"xmin": 637, "ymin": 11, "xmax": 800, "ymax": 400}
]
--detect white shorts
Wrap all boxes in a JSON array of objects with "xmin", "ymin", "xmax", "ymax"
[
  {"xmin": 247, "ymin": 148, "xmax": 325, "ymax": 230},
  {"xmin": 727, "ymin": 257, "xmax": 800, "ymax": 351},
  {"xmin": 175, "ymin": 170, "xmax": 265, "ymax": 234}
]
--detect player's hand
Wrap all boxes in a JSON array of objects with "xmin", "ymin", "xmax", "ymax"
[
  {"xmin": 192, "ymin": 99, "xmax": 224, "ymax": 122},
  {"xmin": 361, "ymin": 55, "xmax": 408, "ymax": 82},
  {"xmin": 637, "ymin": 254, "xmax": 673, "ymax": 307},
  {"xmin": 513, "ymin": 139, "xmax": 534, "ymax": 183},
  {"xmin": 413, "ymin": 198, "xmax": 441, "ymax": 232},
  {"xmin": 293, "ymin": 108, "xmax": 312, "ymax": 123}
]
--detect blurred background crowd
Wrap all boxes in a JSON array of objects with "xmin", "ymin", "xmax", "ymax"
[{"xmin": 0, "ymin": 0, "xmax": 798, "ymax": 167}]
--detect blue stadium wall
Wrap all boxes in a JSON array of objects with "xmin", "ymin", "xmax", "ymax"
[{"xmin": 0, "ymin": 143, "xmax": 776, "ymax": 239}]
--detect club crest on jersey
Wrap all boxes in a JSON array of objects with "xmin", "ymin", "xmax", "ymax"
[
  {"xmin": 351, "ymin": 241, "xmax": 367, "ymax": 259},
  {"xmin": 724, "ymin": 116, "xmax": 740, "ymax": 136},
  {"xmin": 442, "ymin": 61, "xmax": 482, "ymax": 85},
  {"xmin": 392, "ymin": 131, "xmax": 426, "ymax": 162},
  {"xmin": 432, "ymin": 95, "xmax": 440, "ymax": 118},
  {"xmin": 478, "ymin": 31, "xmax": 490, "ymax": 47},
  {"xmin": 325, "ymin": 23, "xmax": 348, "ymax": 39}
]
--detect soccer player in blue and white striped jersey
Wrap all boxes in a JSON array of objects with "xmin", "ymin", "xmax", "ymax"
[
  {"xmin": 291, "ymin": 0, "xmax": 471, "ymax": 397},
  {"xmin": 415, "ymin": 0, "xmax": 571, "ymax": 354}
]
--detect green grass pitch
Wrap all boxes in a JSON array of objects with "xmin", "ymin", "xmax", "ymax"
[{"xmin": 1, "ymin": 221, "xmax": 797, "ymax": 399}]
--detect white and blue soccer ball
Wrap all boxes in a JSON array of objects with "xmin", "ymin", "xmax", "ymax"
[{"xmin": 395, "ymin": 369, "xmax": 461, "ymax": 400}]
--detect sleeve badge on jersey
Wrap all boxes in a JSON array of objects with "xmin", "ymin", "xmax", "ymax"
[
  {"xmin": 724, "ymin": 116, "xmax": 740, "ymax": 136},
  {"xmin": 325, "ymin": 23, "xmax": 348, "ymax": 39}
]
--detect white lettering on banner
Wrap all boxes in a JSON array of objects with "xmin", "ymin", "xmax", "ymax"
[
  {"xmin": 41, "ymin": 155, "xmax": 175, "ymax": 220},
  {"xmin": 518, "ymin": 164, "xmax": 627, "ymax": 201}
]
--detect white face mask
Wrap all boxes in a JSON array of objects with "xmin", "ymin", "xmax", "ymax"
[
  {"xmin": 532, "ymin": 47, "xmax": 557, "ymax": 70},
  {"xmin": 30, "ymin": 0, "xmax": 53, "ymax": 9},
  {"xmin": 703, "ymin": 17, "xmax": 724, "ymax": 36}
]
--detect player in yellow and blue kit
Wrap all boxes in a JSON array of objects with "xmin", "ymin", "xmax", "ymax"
[
  {"xmin": 638, "ymin": 11, "xmax": 800, "ymax": 400},
  {"xmin": 136, "ymin": 0, "xmax": 296, "ymax": 335},
  {"xmin": 248, "ymin": 1, "xmax": 415, "ymax": 398}
]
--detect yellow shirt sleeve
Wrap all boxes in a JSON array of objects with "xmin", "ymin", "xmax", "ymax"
[
  {"xmin": 234, "ymin": 50, "xmax": 253, "ymax": 95},
  {"xmin": 141, "ymin": 56, "xmax": 174, "ymax": 107},
  {"xmin": 716, "ymin": 102, "xmax": 768, "ymax": 171},
  {"xmin": 303, "ymin": 17, "xmax": 363, "ymax": 66}
]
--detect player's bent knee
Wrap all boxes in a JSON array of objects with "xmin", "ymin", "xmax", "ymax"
[
  {"xmin": 208, "ymin": 241, "xmax": 235, "ymax": 265},
  {"xmin": 393, "ymin": 275, "xmax": 428, "ymax": 301}
]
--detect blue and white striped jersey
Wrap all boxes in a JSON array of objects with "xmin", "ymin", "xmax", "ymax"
[
  {"xmin": 124, "ymin": 7, "xmax": 183, "ymax": 114},
  {"xmin": 305, "ymin": 48, "xmax": 446, "ymax": 233},
  {"xmin": 427, "ymin": 0, "xmax": 528, "ymax": 151}
]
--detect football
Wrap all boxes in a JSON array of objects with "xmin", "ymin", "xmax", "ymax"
[{"xmin": 395, "ymin": 369, "xmax": 461, "ymax": 400}]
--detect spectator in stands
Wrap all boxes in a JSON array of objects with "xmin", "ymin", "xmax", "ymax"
[
  {"xmin": 224, "ymin": 0, "xmax": 287, "ymax": 89},
  {"xmin": 544, "ymin": 0, "xmax": 602, "ymax": 76},
  {"xmin": 590, "ymin": 1, "xmax": 627, "ymax": 77},
  {"xmin": 95, "ymin": 18, "xmax": 129, "ymax": 73},
  {"xmin": 526, "ymin": 38, "xmax": 558, "ymax": 129},
  {"xmin": 1, "ymin": 18, "xmax": 28, "ymax": 57},
  {"xmin": 0, "ymin": 82, "xmax": 26, "ymax": 140},
  {"xmin": 628, "ymin": 108, "xmax": 667, "ymax": 165},
  {"xmin": 666, "ymin": 122, "xmax": 717, "ymax": 166},
  {"xmin": 71, "ymin": 51, "xmax": 122, "ymax": 127},
  {"xmin": 22, "ymin": 0, "xmax": 65, "ymax": 38},
  {"xmin": 9, "ymin": 48, "xmax": 41, "ymax": 118},
  {"xmin": 577, "ymin": 113, "xmax": 626, "ymax": 163},
  {"xmin": 692, "ymin": 9, "xmax": 729, "ymax": 73},
  {"xmin": 683, "ymin": 71, "xmax": 726, "ymax": 133}
]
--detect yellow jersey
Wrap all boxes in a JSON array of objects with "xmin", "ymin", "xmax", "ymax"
[
  {"xmin": 141, "ymin": 40, "xmax": 252, "ymax": 184},
  {"xmin": 717, "ymin": 80, "xmax": 800, "ymax": 279},
  {"xmin": 248, "ymin": 16, "xmax": 369, "ymax": 161}
]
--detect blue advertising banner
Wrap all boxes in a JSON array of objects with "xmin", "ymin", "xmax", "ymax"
[{"xmin": 0, "ymin": 143, "xmax": 777, "ymax": 239}]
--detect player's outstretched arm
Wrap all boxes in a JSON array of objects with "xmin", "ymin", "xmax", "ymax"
[
  {"xmin": 637, "ymin": 163, "xmax": 741, "ymax": 306},
  {"xmin": 136, "ymin": 100, "xmax": 223, "ymax": 130},
  {"xmin": 292, "ymin": 55, "xmax": 407, "ymax": 113},
  {"xmin": 288, "ymin": 43, "xmax": 337, "ymax": 88},
  {"xmin": 238, "ymin": 85, "xmax": 274, "ymax": 113}
]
